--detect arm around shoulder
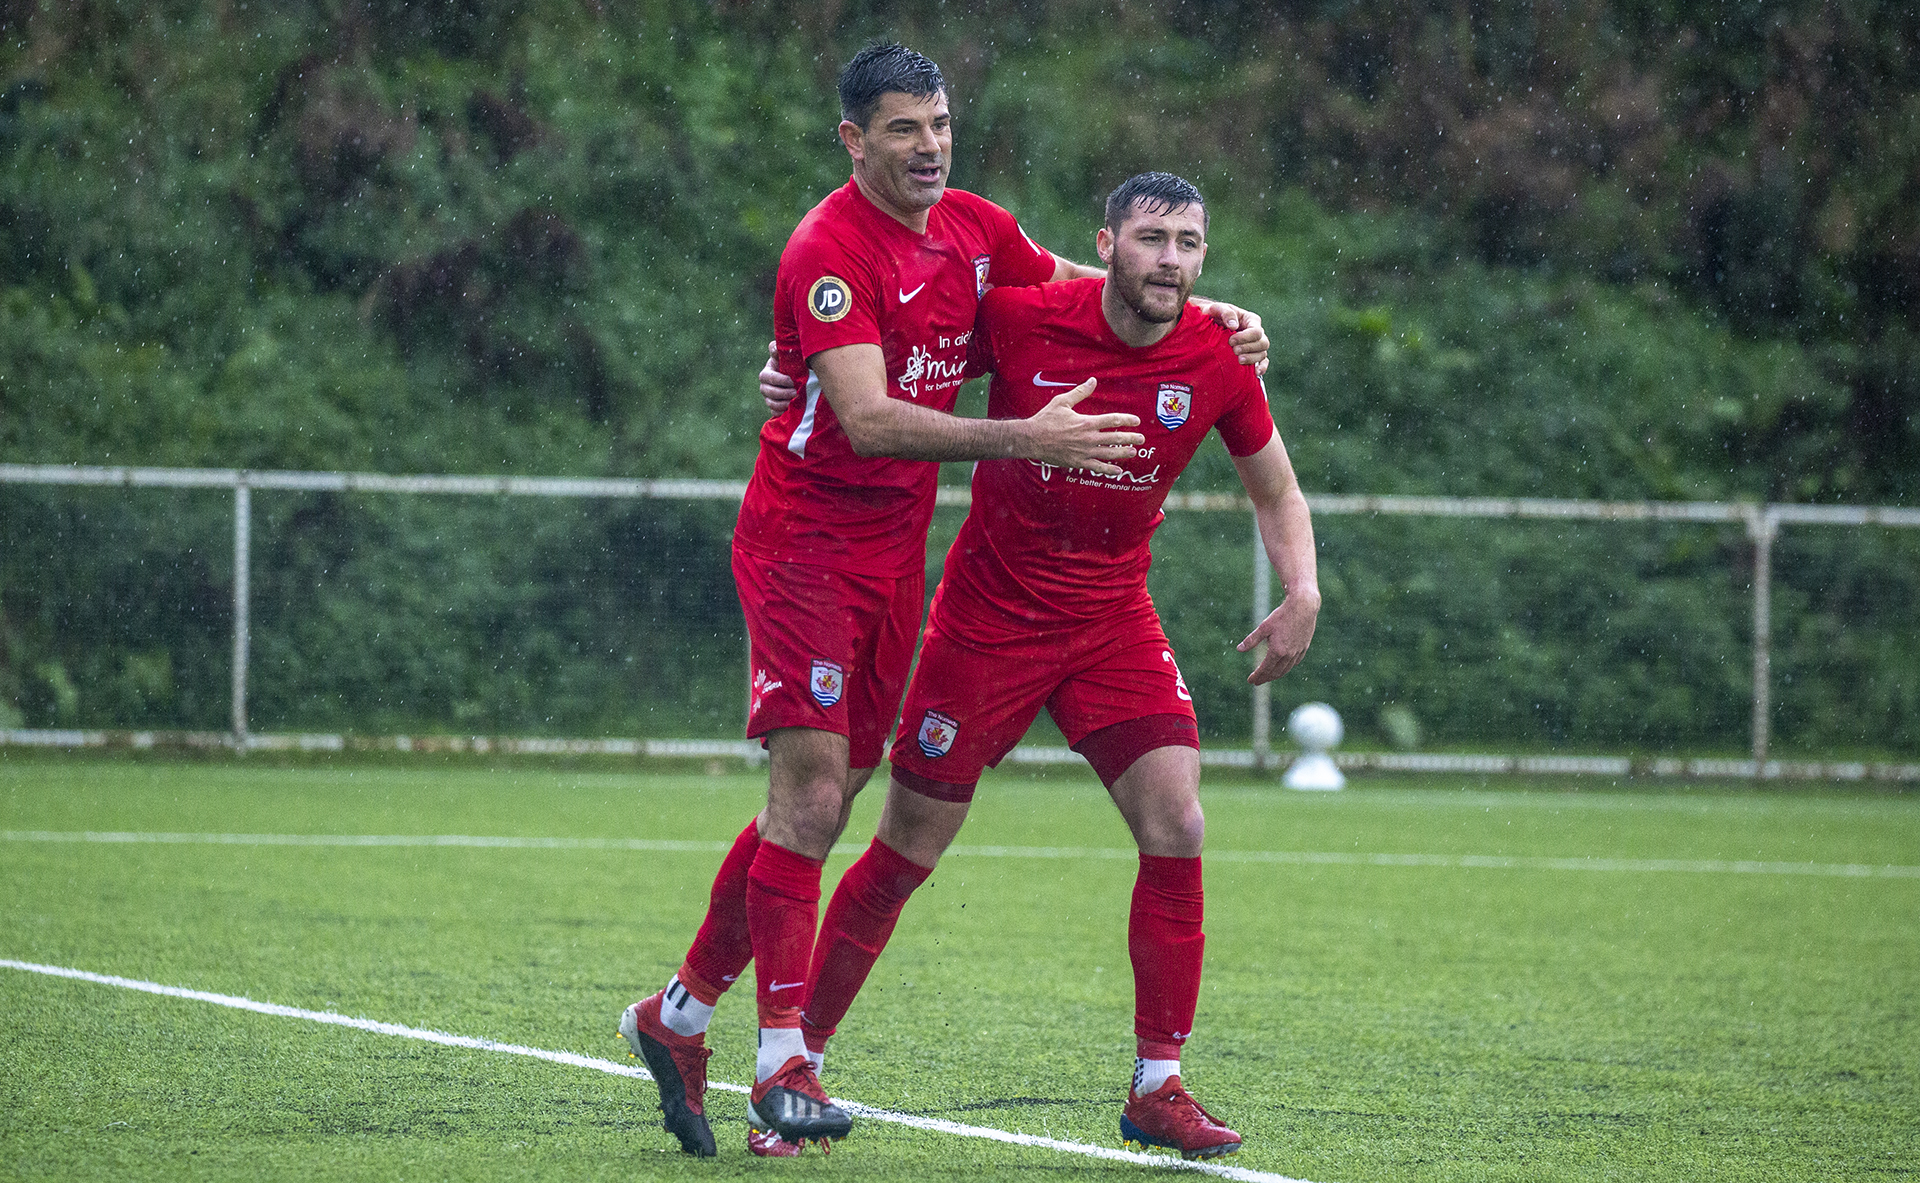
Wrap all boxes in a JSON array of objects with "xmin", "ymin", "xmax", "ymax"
[
  {"xmin": 809, "ymin": 344, "xmax": 1142, "ymax": 471},
  {"xmin": 1049, "ymin": 256, "xmax": 1106, "ymax": 282}
]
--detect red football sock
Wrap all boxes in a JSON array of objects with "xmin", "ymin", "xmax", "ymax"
[
  {"xmin": 1130, "ymin": 854, "xmax": 1205, "ymax": 1062},
  {"xmin": 746, "ymin": 839, "xmax": 826, "ymax": 1028},
  {"xmin": 679, "ymin": 817, "xmax": 761, "ymax": 1001},
  {"xmin": 801, "ymin": 837, "xmax": 932, "ymax": 1050}
]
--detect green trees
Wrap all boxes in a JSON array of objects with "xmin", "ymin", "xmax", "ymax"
[{"xmin": 2, "ymin": 2, "xmax": 1914, "ymax": 753}]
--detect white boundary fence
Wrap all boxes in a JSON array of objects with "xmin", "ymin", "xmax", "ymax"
[{"xmin": 4, "ymin": 462, "xmax": 1918, "ymax": 782}]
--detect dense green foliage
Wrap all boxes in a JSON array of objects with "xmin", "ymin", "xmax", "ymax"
[
  {"xmin": 1, "ymin": 2, "xmax": 1914, "ymax": 752},
  {"xmin": 5, "ymin": 758, "xmax": 1918, "ymax": 1180}
]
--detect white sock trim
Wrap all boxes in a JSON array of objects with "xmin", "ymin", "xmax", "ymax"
[
  {"xmin": 660, "ymin": 975, "xmax": 715, "ymax": 1037},
  {"xmin": 758, "ymin": 1026, "xmax": 807, "ymax": 1083},
  {"xmin": 1133, "ymin": 1057, "xmax": 1180, "ymax": 1095}
]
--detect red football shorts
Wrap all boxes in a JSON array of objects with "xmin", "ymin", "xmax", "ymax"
[
  {"xmin": 888, "ymin": 601, "xmax": 1198, "ymax": 796},
  {"xmin": 732, "ymin": 547, "xmax": 924, "ymax": 770}
]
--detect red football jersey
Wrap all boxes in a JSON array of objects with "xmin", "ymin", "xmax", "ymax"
[
  {"xmin": 735, "ymin": 178, "xmax": 1056, "ymax": 576},
  {"xmin": 935, "ymin": 277, "xmax": 1276, "ymax": 642}
]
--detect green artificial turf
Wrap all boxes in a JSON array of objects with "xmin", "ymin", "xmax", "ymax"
[{"xmin": 2, "ymin": 754, "xmax": 1916, "ymax": 1181}]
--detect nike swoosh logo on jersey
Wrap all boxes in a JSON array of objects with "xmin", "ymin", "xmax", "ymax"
[
  {"xmin": 1032, "ymin": 373, "xmax": 1077, "ymax": 387},
  {"xmin": 898, "ymin": 283, "xmax": 927, "ymax": 303}
]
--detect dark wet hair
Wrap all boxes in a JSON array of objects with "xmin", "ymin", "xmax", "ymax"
[
  {"xmin": 1104, "ymin": 172, "xmax": 1209, "ymax": 232},
  {"xmin": 838, "ymin": 43, "xmax": 946, "ymax": 130}
]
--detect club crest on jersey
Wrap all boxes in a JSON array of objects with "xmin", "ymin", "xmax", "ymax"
[
  {"xmin": 809, "ymin": 660, "xmax": 844, "ymax": 707},
  {"xmin": 972, "ymin": 254, "xmax": 991, "ymax": 298},
  {"xmin": 808, "ymin": 275, "xmax": 853, "ymax": 323},
  {"xmin": 916, "ymin": 710, "xmax": 959, "ymax": 758},
  {"xmin": 1156, "ymin": 382, "xmax": 1193, "ymax": 430}
]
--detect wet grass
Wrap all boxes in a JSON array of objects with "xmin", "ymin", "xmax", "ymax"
[{"xmin": 3, "ymin": 755, "xmax": 1916, "ymax": 1181}]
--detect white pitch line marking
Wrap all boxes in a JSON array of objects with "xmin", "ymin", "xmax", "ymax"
[
  {"xmin": 4, "ymin": 830, "xmax": 1917, "ymax": 878},
  {"xmin": 1, "ymin": 958, "xmax": 1312, "ymax": 1183}
]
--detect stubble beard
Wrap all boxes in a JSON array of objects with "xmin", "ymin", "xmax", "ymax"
[{"xmin": 1115, "ymin": 264, "xmax": 1190, "ymax": 325}]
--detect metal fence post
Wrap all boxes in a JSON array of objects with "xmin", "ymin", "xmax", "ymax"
[
  {"xmin": 1251, "ymin": 513, "xmax": 1272, "ymax": 769},
  {"xmin": 231, "ymin": 478, "xmax": 251, "ymax": 751},
  {"xmin": 1747, "ymin": 505, "xmax": 1778, "ymax": 769}
]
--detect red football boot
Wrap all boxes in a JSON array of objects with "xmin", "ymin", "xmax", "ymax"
[
  {"xmin": 619, "ymin": 994, "xmax": 716, "ymax": 1157},
  {"xmin": 747, "ymin": 1054, "xmax": 853, "ymax": 1148},
  {"xmin": 1119, "ymin": 1075, "xmax": 1242, "ymax": 1160},
  {"xmin": 746, "ymin": 1125, "xmax": 805, "ymax": 1157}
]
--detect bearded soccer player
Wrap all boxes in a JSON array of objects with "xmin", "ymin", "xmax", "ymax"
[
  {"xmin": 793, "ymin": 172, "xmax": 1321, "ymax": 1161},
  {"xmin": 617, "ymin": 49, "xmax": 1268, "ymax": 1158}
]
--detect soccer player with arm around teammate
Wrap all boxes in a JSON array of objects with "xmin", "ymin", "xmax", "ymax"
[
  {"xmin": 795, "ymin": 172, "xmax": 1320, "ymax": 1161},
  {"xmin": 617, "ymin": 46, "xmax": 1243, "ymax": 1160}
]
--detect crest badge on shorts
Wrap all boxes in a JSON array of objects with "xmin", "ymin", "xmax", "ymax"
[
  {"xmin": 916, "ymin": 710, "xmax": 959, "ymax": 759},
  {"xmin": 973, "ymin": 254, "xmax": 991, "ymax": 298},
  {"xmin": 1156, "ymin": 382, "xmax": 1193, "ymax": 430},
  {"xmin": 809, "ymin": 660, "xmax": 844, "ymax": 708}
]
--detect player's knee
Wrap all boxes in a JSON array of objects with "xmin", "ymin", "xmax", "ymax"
[
  {"xmin": 766, "ymin": 763, "xmax": 859, "ymax": 855},
  {"xmin": 1172, "ymin": 809, "xmax": 1206, "ymax": 857},
  {"xmin": 771, "ymin": 796, "xmax": 847, "ymax": 857},
  {"xmin": 875, "ymin": 820, "xmax": 953, "ymax": 869},
  {"xmin": 792, "ymin": 775, "xmax": 850, "ymax": 827},
  {"xmin": 1143, "ymin": 797, "xmax": 1205, "ymax": 858},
  {"xmin": 876, "ymin": 778, "xmax": 968, "ymax": 867}
]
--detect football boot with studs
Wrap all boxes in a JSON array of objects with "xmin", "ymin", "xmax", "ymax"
[
  {"xmin": 618, "ymin": 994, "xmax": 716, "ymax": 1157},
  {"xmin": 1120, "ymin": 1075, "xmax": 1241, "ymax": 1161},
  {"xmin": 747, "ymin": 1053, "xmax": 852, "ymax": 1150}
]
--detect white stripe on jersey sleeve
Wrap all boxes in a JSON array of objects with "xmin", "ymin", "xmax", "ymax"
[{"xmin": 786, "ymin": 369, "xmax": 824, "ymax": 458}]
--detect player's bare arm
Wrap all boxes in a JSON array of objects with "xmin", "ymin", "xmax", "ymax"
[
  {"xmin": 759, "ymin": 309, "xmax": 1266, "ymax": 416},
  {"xmin": 809, "ymin": 342, "xmax": 1144, "ymax": 473},
  {"xmin": 758, "ymin": 288, "xmax": 1274, "ymax": 420},
  {"xmin": 1232, "ymin": 434, "xmax": 1320, "ymax": 684}
]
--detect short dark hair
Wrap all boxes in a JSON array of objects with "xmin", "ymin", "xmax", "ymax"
[
  {"xmin": 1104, "ymin": 172, "xmax": 1209, "ymax": 233},
  {"xmin": 837, "ymin": 43, "xmax": 946, "ymax": 130}
]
